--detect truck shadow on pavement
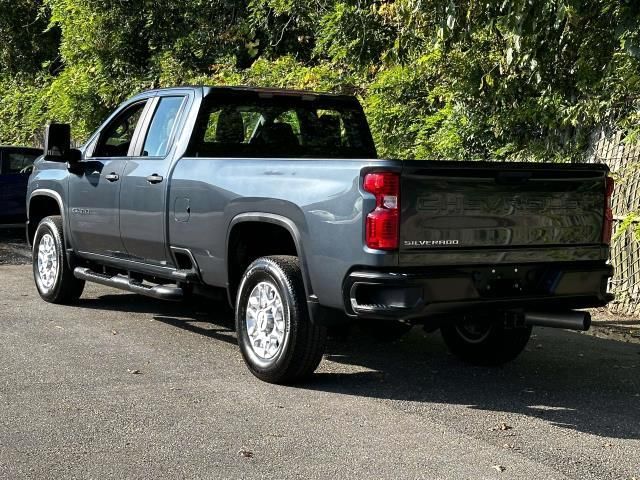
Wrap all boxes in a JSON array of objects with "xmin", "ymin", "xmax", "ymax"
[
  {"xmin": 76, "ymin": 293, "xmax": 237, "ymax": 346},
  {"xmin": 310, "ymin": 326, "xmax": 640, "ymax": 441},
  {"xmin": 77, "ymin": 292, "xmax": 640, "ymax": 441}
]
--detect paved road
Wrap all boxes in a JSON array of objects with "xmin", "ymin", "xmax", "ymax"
[
  {"xmin": 0, "ymin": 226, "xmax": 30, "ymax": 266},
  {"xmin": 1, "ymin": 230, "xmax": 639, "ymax": 479}
]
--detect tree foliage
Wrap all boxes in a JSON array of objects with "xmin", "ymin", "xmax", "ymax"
[
  {"xmin": 0, "ymin": 0, "xmax": 639, "ymax": 161},
  {"xmin": 0, "ymin": 0, "xmax": 59, "ymax": 76}
]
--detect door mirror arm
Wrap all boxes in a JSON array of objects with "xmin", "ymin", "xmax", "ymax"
[
  {"xmin": 67, "ymin": 148, "xmax": 82, "ymax": 163},
  {"xmin": 66, "ymin": 149, "xmax": 83, "ymax": 174}
]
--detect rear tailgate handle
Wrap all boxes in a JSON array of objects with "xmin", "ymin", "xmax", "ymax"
[
  {"xmin": 146, "ymin": 174, "xmax": 163, "ymax": 184},
  {"xmin": 495, "ymin": 171, "xmax": 532, "ymax": 184},
  {"xmin": 105, "ymin": 172, "xmax": 120, "ymax": 182}
]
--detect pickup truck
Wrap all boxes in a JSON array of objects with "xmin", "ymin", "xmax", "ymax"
[
  {"xmin": 27, "ymin": 86, "xmax": 614, "ymax": 384},
  {"xmin": 0, "ymin": 146, "xmax": 42, "ymax": 223}
]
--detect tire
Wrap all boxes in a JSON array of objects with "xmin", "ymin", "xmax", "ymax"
[
  {"xmin": 235, "ymin": 255, "xmax": 327, "ymax": 384},
  {"xmin": 32, "ymin": 215, "xmax": 85, "ymax": 304},
  {"xmin": 440, "ymin": 315, "xmax": 531, "ymax": 366}
]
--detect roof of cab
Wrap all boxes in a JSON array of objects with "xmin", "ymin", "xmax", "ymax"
[{"xmin": 141, "ymin": 85, "xmax": 358, "ymax": 101}]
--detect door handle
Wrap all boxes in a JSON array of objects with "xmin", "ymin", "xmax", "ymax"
[
  {"xmin": 146, "ymin": 174, "xmax": 163, "ymax": 184},
  {"xmin": 105, "ymin": 172, "xmax": 120, "ymax": 182}
]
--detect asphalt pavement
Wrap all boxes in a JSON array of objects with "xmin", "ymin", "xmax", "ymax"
[
  {"xmin": 1, "ymin": 226, "xmax": 639, "ymax": 479},
  {"xmin": 0, "ymin": 225, "xmax": 30, "ymax": 266}
]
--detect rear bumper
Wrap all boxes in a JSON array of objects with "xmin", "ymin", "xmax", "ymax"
[{"xmin": 344, "ymin": 262, "xmax": 614, "ymax": 321}]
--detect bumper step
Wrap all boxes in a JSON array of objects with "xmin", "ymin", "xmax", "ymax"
[{"xmin": 346, "ymin": 263, "xmax": 613, "ymax": 321}]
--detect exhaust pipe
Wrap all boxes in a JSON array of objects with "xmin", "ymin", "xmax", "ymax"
[{"xmin": 524, "ymin": 311, "xmax": 591, "ymax": 331}]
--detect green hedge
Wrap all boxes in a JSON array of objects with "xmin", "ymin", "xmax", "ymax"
[{"xmin": 1, "ymin": 0, "xmax": 639, "ymax": 161}]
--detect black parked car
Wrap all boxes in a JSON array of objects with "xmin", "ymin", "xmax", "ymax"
[{"xmin": 0, "ymin": 146, "xmax": 42, "ymax": 223}]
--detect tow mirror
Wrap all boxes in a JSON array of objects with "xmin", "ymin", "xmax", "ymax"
[{"xmin": 44, "ymin": 123, "xmax": 81, "ymax": 162}]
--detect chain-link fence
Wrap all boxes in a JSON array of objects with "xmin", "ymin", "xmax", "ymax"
[{"xmin": 587, "ymin": 129, "xmax": 640, "ymax": 316}]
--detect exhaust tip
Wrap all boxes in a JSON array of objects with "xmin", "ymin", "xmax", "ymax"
[{"xmin": 524, "ymin": 310, "xmax": 591, "ymax": 331}]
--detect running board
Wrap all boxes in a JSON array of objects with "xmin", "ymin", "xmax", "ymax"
[
  {"xmin": 73, "ymin": 267, "xmax": 184, "ymax": 301},
  {"xmin": 171, "ymin": 269, "xmax": 199, "ymax": 282}
]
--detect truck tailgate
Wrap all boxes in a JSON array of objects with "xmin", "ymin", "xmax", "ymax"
[{"xmin": 399, "ymin": 161, "xmax": 609, "ymax": 266}]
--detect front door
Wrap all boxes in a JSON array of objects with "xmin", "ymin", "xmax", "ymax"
[
  {"xmin": 119, "ymin": 95, "xmax": 186, "ymax": 266},
  {"xmin": 68, "ymin": 100, "xmax": 149, "ymax": 257}
]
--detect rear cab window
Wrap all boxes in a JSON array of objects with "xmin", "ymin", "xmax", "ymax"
[{"xmin": 188, "ymin": 91, "xmax": 377, "ymax": 159}]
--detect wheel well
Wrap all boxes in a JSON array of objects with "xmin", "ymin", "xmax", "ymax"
[
  {"xmin": 28, "ymin": 196, "xmax": 61, "ymax": 245},
  {"xmin": 227, "ymin": 221, "xmax": 298, "ymax": 303}
]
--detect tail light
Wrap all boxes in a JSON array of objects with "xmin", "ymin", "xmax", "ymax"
[
  {"xmin": 364, "ymin": 172, "xmax": 399, "ymax": 250},
  {"xmin": 602, "ymin": 176, "xmax": 614, "ymax": 244}
]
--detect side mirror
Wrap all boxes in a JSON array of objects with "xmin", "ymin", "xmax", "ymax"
[{"xmin": 44, "ymin": 123, "xmax": 81, "ymax": 163}]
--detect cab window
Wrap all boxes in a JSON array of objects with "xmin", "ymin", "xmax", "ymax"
[
  {"xmin": 93, "ymin": 101, "xmax": 147, "ymax": 158},
  {"xmin": 141, "ymin": 96, "xmax": 185, "ymax": 157},
  {"xmin": 189, "ymin": 96, "xmax": 376, "ymax": 158}
]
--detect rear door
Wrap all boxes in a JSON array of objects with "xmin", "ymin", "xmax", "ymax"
[
  {"xmin": 68, "ymin": 99, "xmax": 150, "ymax": 257},
  {"xmin": 399, "ymin": 161, "xmax": 608, "ymax": 265},
  {"xmin": 119, "ymin": 94, "xmax": 187, "ymax": 266}
]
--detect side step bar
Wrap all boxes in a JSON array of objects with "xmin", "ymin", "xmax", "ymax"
[
  {"xmin": 73, "ymin": 267, "xmax": 184, "ymax": 301},
  {"xmin": 524, "ymin": 311, "xmax": 591, "ymax": 331}
]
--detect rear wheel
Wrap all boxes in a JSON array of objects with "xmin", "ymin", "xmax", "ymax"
[
  {"xmin": 32, "ymin": 216, "xmax": 85, "ymax": 304},
  {"xmin": 441, "ymin": 315, "xmax": 531, "ymax": 365},
  {"xmin": 235, "ymin": 255, "xmax": 327, "ymax": 384}
]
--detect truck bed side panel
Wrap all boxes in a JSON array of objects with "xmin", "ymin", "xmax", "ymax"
[{"xmin": 168, "ymin": 157, "xmax": 396, "ymax": 309}]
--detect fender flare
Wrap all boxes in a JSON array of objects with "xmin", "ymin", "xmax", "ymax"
[
  {"xmin": 27, "ymin": 189, "xmax": 67, "ymax": 245},
  {"xmin": 226, "ymin": 212, "xmax": 314, "ymax": 302}
]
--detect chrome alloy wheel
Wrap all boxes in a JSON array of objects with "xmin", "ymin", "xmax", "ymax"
[
  {"xmin": 245, "ymin": 281, "xmax": 286, "ymax": 360},
  {"xmin": 37, "ymin": 233, "xmax": 58, "ymax": 291}
]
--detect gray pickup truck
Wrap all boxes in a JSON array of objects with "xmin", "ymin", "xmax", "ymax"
[{"xmin": 27, "ymin": 86, "xmax": 614, "ymax": 383}]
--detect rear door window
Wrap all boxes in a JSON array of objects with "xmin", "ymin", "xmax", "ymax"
[{"xmin": 141, "ymin": 96, "xmax": 185, "ymax": 157}]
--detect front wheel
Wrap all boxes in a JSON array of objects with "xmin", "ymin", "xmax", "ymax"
[
  {"xmin": 441, "ymin": 316, "xmax": 531, "ymax": 366},
  {"xmin": 32, "ymin": 215, "xmax": 85, "ymax": 304},
  {"xmin": 235, "ymin": 255, "xmax": 327, "ymax": 384}
]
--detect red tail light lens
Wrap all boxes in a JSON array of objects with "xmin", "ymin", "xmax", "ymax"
[
  {"xmin": 364, "ymin": 172, "xmax": 399, "ymax": 250},
  {"xmin": 602, "ymin": 176, "xmax": 614, "ymax": 245}
]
